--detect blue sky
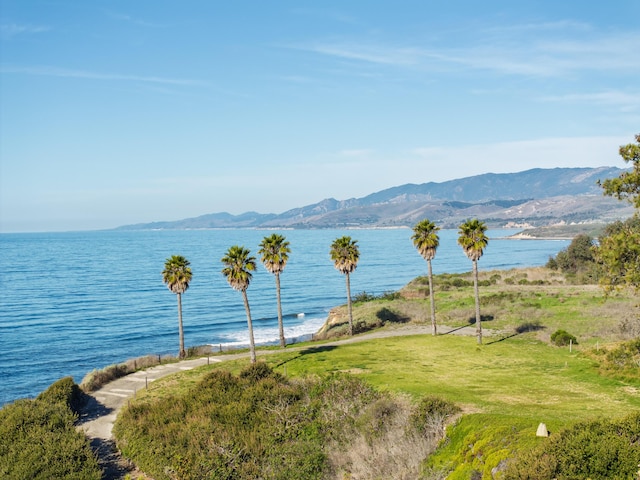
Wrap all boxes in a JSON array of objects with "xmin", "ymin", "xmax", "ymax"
[{"xmin": 1, "ymin": 1, "xmax": 638, "ymax": 232}]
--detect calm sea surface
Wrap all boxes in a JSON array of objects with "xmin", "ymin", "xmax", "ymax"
[{"xmin": 0, "ymin": 228, "xmax": 569, "ymax": 405}]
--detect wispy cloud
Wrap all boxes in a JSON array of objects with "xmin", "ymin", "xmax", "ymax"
[
  {"xmin": 482, "ymin": 19, "xmax": 592, "ymax": 34},
  {"xmin": 1, "ymin": 23, "xmax": 50, "ymax": 38},
  {"xmin": 301, "ymin": 42, "xmax": 422, "ymax": 66},
  {"xmin": 293, "ymin": 28, "xmax": 640, "ymax": 78},
  {"xmin": 0, "ymin": 65, "xmax": 208, "ymax": 87},
  {"xmin": 276, "ymin": 74, "xmax": 317, "ymax": 84},
  {"xmin": 540, "ymin": 90, "xmax": 640, "ymax": 111},
  {"xmin": 105, "ymin": 11, "xmax": 166, "ymax": 28}
]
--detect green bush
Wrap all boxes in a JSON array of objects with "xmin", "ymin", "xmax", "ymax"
[
  {"xmin": 114, "ymin": 365, "xmax": 456, "ymax": 479},
  {"xmin": 410, "ymin": 396, "xmax": 460, "ymax": 435},
  {"xmin": 356, "ymin": 396, "xmax": 400, "ymax": 442},
  {"xmin": 0, "ymin": 378, "xmax": 101, "ymax": 480},
  {"xmin": 81, "ymin": 363, "xmax": 130, "ymax": 392},
  {"xmin": 238, "ymin": 360, "xmax": 282, "ymax": 382},
  {"xmin": 481, "ymin": 292, "xmax": 520, "ymax": 306},
  {"xmin": 36, "ymin": 376, "xmax": 85, "ymax": 414},
  {"xmin": 550, "ymin": 329, "xmax": 578, "ymax": 347},
  {"xmin": 80, "ymin": 354, "xmax": 168, "ymax": 392},
  {"xmin": 354, "ymin": 291, "xmax": 378, "ymax": 302},
  {"xmin": 353, "ymin": 290, "xmax": 402, "ymax": 303},
  {"xmin": 115, "ymin": 364, "xmax": 328, "ymax": 480},
  {"xmin": 503, "ymin": 412, "xmax": 640, "ymax": 479},
  {"xmin": 588, "ymin": 340, "xmax": 640, "ymax": 381},
  {"xmin": 451, "ymin": 278, "xmax": 472, "ymax": 288}
]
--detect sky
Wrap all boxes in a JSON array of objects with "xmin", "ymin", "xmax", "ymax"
[{"xmin": 1, "ymin": 1, "xmax": 639, "ymax": 233}]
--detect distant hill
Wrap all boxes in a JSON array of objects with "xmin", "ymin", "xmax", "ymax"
[{"xmin": 116, "ymin": 167, "xmax": 634, "ymax": 230}]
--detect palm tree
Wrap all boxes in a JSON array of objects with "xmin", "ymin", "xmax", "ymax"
[
  {"xmin": 330, "ymin": 236, "xmax": 360, "ymax": 336},
  {"xmin": 412, "ymin": 219, "xmax": 440, "ymax": 335},
  {"xmin": 221, "ymin": 245, "xmax": 258, "ymax": 363},
  {"xmin": 258, "ymin": 233, "xmax": 291, "ymax": 348},
  {"xmin": 162, "ymin": 255, "xmax": 192, "ymax": 359},
  {"xmin": 457, "ymin": 219, "xmax": 489, "ymax": 345}
]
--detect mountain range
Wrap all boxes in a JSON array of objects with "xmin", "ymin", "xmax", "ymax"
[{"xmin": 116, "ymin": 167, "xmax": 634, "ymax": 230}]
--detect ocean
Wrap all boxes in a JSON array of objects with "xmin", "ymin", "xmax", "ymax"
[{"xmin": 0, "ymin": 228, "xmax": 569, "ymax": 405}]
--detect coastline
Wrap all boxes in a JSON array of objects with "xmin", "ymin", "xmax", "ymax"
[
  {"xmin": 507, "ymin": 232, "xmax": 575, "ymax": 240},
  {"xmin": 1, "ymin": 228, "xmax": 571, "ymax": 406}
]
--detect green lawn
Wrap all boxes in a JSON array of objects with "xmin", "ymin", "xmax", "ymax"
[{"xmin": 270, "ymin": 334, "xmax": 639, "ymax": 423}]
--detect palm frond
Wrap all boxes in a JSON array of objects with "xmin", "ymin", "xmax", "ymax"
[
  {"xmin": 258, "ymin": 233, "xmax": 291, "ymax": 275},
  {"xmin": 162, "ymin": 255, "xmax": 192, "ymax": 294},
  {"xmin": 221, "ymin": 245, "xmax": 256, "ymax": 292},
  {"xmin": 330, "ymin": 236, "xmax": 360, "ymax": 275}
]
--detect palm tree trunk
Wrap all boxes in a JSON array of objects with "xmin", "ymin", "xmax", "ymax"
[
  {"xmin": 472, "ymin": 260, "xmax": 482, "ymax": 345},
  {"xmin": 177, "ymin": 293, "xmax": 186, "ymax": 359},
  {"xmin": 427, "ymin": 259, "xmax": 437, "ymax": 335},
  {"xmin": 346, "ymin": 273, "xmax": 353, "ymax": 336},
  {"xmin": 242, "ymin": 290, "xmax": 257, "ymax": 363},
  {"xmin": 275, "ymin": 273, "xmax": 285, "ymax": 348}
]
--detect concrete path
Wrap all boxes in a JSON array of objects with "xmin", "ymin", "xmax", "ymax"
[{"xmin": 76, "ymin": 355, "xmax": 243, "ymax": 479}]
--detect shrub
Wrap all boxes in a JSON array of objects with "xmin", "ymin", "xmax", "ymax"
[
  {"xmin": 503, "ymin": 412, "xmax": 640, "ymax": 479},
  {"xmin": 0, "ymin": 379, "xmax": 101, "ymax": 479},
  {"xmin": 238, "ymin": 361, "xmax": 282, "ymax": 382},
  {"xmin": 80, "ymin": 363, "xmax": 131, "ymax": 392},
  {"xmin": 550, "ymin": 329, "xmax": 578, "ymax": 347},
  {"xmin": 114, "ymin": 367, "xmax": 457, "ymax": 480},
  {"xmin": 595, "ymin": 340, "xmax": 640, "ymax": 380},
  {"xmin": 380, "ymin": 290, "xmax": 402, "ymax": 300},
  {"xmin": 80, "ymin": 354, "xmax": 165, "ymax": 392},
  {"xmin": 353, "ymin": 290, "xmax": 402, "ymax": 303},
  {"xmin": 410, "ymin": 396, "xmax": 460, "ymax": 436},
  {"xmin": 451, "ymin": 278, "xmax": 472, "ymax": 288},
  {"xmin": 116, "ymin": 365, "xmax": 328, "ymax": 480},
  {"xmin": 619, "ymin": 317, "xmax": 640, "ymax": 338},
  {"xmin": 355, "ymin": 318, "xmax": 383, "ymax": 334},
  {"xmin": 36, "ymin": 376, "xmax": 85, "ymax": 415},
  {"xmin": 186, "ymin": 344, "xmax": 212, "ymax": 357},
  {"xmin": 356, "ymin": 396, "xmax": 400, "ymax": 442},
  {"xmin": 548, "ymin": 234, "xmax": 602, "ymax": 284},
  {"xmin": 354, "ymin": 291, "xmax": 378, "ymax": 303}
]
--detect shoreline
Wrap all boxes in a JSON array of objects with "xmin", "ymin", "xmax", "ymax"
[{"xmin": 507, "ymin": 232, "xmax": 575, "ymax": 240}]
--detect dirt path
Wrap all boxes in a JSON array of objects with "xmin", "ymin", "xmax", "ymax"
[{"xmin": 76, "ymin": 324, "xmax": 486, "ymax": 479}]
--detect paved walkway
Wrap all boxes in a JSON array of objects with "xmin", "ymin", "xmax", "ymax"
[{"xmin": 76, "ymin": 355, "xmax": 246, "ymax": 478}]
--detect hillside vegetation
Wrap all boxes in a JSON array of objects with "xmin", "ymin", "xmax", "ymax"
[
  {"xmin": 0, "ymin": 377, "xmax": 101, "ymax": 479},
  {"xmin": 112, "ymin": 267, "xmax": 640, "ymax": 479}
]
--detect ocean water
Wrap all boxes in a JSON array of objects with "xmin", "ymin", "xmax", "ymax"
[{"xmin": 0, "ymin": 228, "xmax": 569, "ymax": 405}]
